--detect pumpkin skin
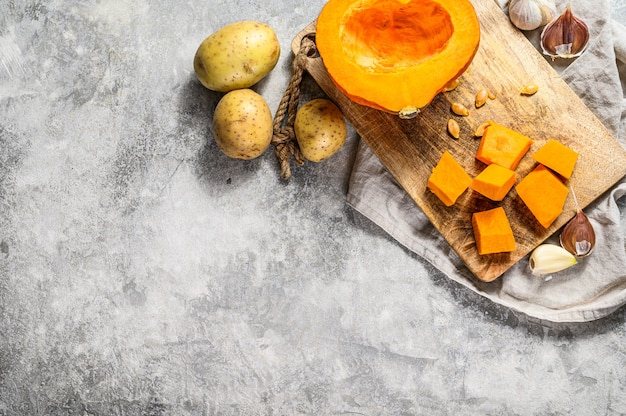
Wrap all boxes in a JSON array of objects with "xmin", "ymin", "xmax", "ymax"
[{"xmin": 316, "ymin": 0, "xmax": 481, "ymax": 117}]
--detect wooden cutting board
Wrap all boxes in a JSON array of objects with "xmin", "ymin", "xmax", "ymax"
[{"xmin": 292, "ymin": 0, "xmax": 626, "ymax": 282}]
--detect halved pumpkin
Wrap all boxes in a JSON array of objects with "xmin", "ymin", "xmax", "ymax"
[{"xmin": 315, "ymin": 0, "xmax": 481, "ymax": 118}]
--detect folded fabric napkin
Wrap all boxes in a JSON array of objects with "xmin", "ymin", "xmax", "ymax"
[{"xmin": 346, "ymin": 0, "xmax": 626, "ymax": 322}]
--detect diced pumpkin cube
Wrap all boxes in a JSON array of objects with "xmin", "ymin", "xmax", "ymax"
[
  {"xmin": 427, "ymin": 150, "xmax": 472, "ymax": 206},
  {"xmin": 471, "ymin": 164, "xmax": 516, "ymax": 201},
  {"xmin": 516, "ymin": 164, "xmax": 569, "ymax": 228},
  {"xmin": 472, "ymin": 207, "xmax": 516, "ymax": 255},
  {"xmin": 531, "ymin": 139, "xmax": 579, "ymax": 179},
  {"xmin": 476, "ymin": 120, "xmax": 533, "ymax": 170}
]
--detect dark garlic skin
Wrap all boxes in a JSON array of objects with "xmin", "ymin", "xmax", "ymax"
[
  {"xmin": 560, "ymin": 210, "xmax": 596, "ymax": 257},
  {"xmin": 541, "ymin": 4, "xmax": 589, "ymax": 58}
]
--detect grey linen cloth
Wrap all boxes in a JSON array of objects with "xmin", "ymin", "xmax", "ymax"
[{"xmin": 346, "ymin": 0, "xmax": 626, "ymax": 322}]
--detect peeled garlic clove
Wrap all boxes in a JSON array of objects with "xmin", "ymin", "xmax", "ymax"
[
  {"xmin": 560, "ymin": 210, "xmax": 596, "ymax": 257},
  {"xmin": 541, "ymin": 4, "xmax": 589, "ymax": 59},
  {"xmin": 529, "ymin": 244, "xmax": 577, "ymax": 276},
  {"xmin": 509, "ymin": 0, "xmax": 556, "ymax": 31}
]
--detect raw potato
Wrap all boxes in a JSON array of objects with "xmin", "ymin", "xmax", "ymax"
[
  {"xmin": 212, "ymin": 89, "xmax": 273, "ymax": 160},
  {"xmin": 294, "ymin": 99, "xmax": 347, "ymax": 162},
  {"xmin": 194, "ymin": 20, "xmax": 280, "ymax": 92}
]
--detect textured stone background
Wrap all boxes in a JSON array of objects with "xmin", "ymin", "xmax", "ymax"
[{"xmin": 1, "ymin": 0, "xmax": 626, "ymax": 415}]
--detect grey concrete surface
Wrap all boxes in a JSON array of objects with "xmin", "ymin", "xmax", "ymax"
[{"xmin": 1, "ymin": 0, "xmax": 626, "ymax": 415}]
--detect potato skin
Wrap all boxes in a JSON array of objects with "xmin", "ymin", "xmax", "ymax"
[
  {"xmin": 212, "ymin": 89, "xmax": 273, "ymax": 160},
  {"xmin": 194, "ymin": 21, "xmax": 280, "ymax": 92},
  {"xmin": 295, "ymin": 99, "xmax": 347, "ymax": 162}
]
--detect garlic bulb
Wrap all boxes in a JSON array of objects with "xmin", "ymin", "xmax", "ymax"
[
  {"xmin": 529, "ymin": 244, "xmax": 577, "ymax": 276},
  {"xmin": 509, "ymin": 0, "xmax": 556, "ymax": 31},
  {"xmin": 541, "ymin": 4, "xmax": 589, "ymax": 58}
]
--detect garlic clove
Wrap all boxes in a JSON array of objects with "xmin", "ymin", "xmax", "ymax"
[
  {"xmin": 509, "ymin": 0, "xmax": 556, "ymax": 31},
  {"xmin": 560, "ymin": 210, "xmax": 596, "ymax": 257},
  {"xmin": 529, "ymin": 244, "xmax": 577, "ymax": 276},
  {"xmin": 541, "ymin": 4, "xmax": 589, "ymax": 59}
]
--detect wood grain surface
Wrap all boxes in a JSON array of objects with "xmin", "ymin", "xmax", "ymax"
[{"xmin": 292, "ymin": 0, "xmax": 626, "ymax": 282}]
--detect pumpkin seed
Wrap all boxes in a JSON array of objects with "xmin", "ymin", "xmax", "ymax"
[
  {"xmin": 447, "ymin": 119, "xmax": 460, "ymax": 139},
  {"xmin": 442, "ymin": 79, "xmax": 460, "ymax": 92},
  {"xmin": 451, "ymin": 102, "xmax": 469, "ymax": 116},
  {"xmin": 521, "ymin": 83, "xmax": 539, "ymax": 95},
  {"xmin": 475, "ymin": 89, "xmax": 488, "ymax": 108},
  {"xmin": 474, "ymin": 121, "xmax": 490, "ymax": 137}
]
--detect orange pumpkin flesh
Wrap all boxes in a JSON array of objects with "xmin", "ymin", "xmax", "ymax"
[
  {"xmin": 516, "ymin": 164, "xmax": 569, "ymax": 229},
  {"xmin": 316, "ymin": 0, "xmax": 481, "ymax": 116},
  {"xmin": 427, "ymin": 150, "xmax": 472, "ymax": 206},
  {"xmin": 531, "ymin": 139, "xmax": 579, "ymax": 179},
  {"xmin": 472, "ymin": 207, "xmax": 516, "ymax": 255}
]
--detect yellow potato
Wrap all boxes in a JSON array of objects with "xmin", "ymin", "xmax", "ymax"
[
  {"xmin": 212, "ymin": 89, "xmax": 273, "ymax": 160},
  {"xmin": 295, "ymin": 99, "xmax": 347, "ymax": 162},
  {"xmin": 194, "ymin": 21, "xmax": 280, "ymax": 92}
]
